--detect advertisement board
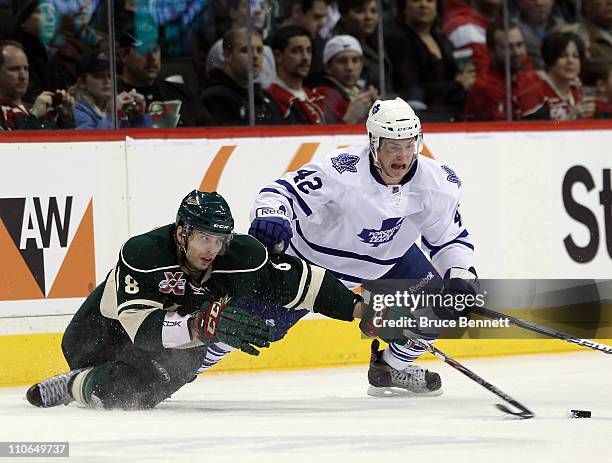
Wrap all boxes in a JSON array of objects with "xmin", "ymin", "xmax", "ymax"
[{"xmin": 1, "ymin": 125, "xmax": 610, "ymax": 385}]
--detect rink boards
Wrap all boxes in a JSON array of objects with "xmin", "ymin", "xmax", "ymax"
[{"xmin": 1, "ymin": 123, "xmax": 611, "ymax": 386}]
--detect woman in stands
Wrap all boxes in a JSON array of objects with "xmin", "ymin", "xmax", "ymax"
[
  {"xmin": 386, "ymin": 0, "xmax": 476, "ymax": 120},
  {"xmin": 53, "ymin": 0, "xmax": 108, "ymax": 83},
  {"xmin": 11, "ymin": 0, "xmax": 70, "ymax": 103},
  {"xmin": 515, "ymin": 32, "xmax": 596, "ymax": 120},
  {"xmin": 333, "ymin": 0, "xmax": 394, "ymax": 95},
  {"xmin": 69, "ymin": 52, "xmax": 152, "ymax": 129}
]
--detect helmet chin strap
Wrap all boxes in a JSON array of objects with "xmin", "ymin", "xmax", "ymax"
[
  {"xmin": 369, "ymin": 132, "xmax": 380, "ymax": 162},
  {"xmin": 175, "ymin": 225, "xmax": 191, "ymax": 269},
  {"xmin": 175, "ymin": 229, "xmax": 206, "ymax": 278},
  {"xmin": 179, "ymin": 225, "xmax": 191, "ymax": 254}
]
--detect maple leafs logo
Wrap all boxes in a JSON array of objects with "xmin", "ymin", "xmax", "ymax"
[
  {"xmin": 441, "ymin": 165, "xmax": 461, "ymax": 188},
  {"xmin": 331, "ymin": 153, "xmax": 360, "ymax": 174},
  {"xmin": 358, "ymin": 218, "xmax": 405, "ymax": 247}
]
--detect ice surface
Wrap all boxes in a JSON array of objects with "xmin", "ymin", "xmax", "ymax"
[{"xmin": 0, "ymin": 352, "xmax": 610, "ymax": 463}]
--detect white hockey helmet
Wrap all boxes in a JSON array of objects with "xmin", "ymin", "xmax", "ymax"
[{"xmin": 366, "ymin": 97, "xmax": 423, "ymax": 167}]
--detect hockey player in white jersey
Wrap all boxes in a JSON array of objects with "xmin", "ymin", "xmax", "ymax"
[{"xmin": 248, "ymin": 97, "xmax": 478, "ymax": 396}]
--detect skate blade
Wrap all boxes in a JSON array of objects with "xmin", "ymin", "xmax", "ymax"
[{"xmin": 367, "ymin": 385, "xmax": 444, "ymax": 398}]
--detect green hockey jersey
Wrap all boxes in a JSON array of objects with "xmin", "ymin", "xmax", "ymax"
[{"xmin": 81, "ymin": 224, "xmax": 358, "ymax": 352}]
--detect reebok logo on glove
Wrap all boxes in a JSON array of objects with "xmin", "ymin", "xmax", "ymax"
[{"xmin": 256, "ymin": 207, "xmax": 287, "ymax": 218}]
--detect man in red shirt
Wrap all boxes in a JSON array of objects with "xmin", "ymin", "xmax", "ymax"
[
  {"xmin": 442, "ymin": 0, "xmax": 501, "ymax": 75},
  {"xmin": 267, "ymin": 25, "xmax": 326, "ymax": 124},
  {"xmin": 0, "ymin": 40, "xmax": 74, "ymax": 130},
  {"xmin": 464, "ymin": 21, "xmax": 540, "ymax": 121}
]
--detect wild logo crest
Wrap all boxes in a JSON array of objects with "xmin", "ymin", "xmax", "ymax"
[
  {"xmin": 158, "ymin": 272, "xmax": 186, "ymax": 295},
  {"xmin": 0, "ymin": 196, "xmax": 96, "ymax": 301}
]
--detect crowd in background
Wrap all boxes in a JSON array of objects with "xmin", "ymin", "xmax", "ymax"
[{"xmin": 1, "ymin": 0, "xmax": 611, "ymax": 131}]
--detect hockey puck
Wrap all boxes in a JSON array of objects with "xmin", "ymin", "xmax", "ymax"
[{"xmin": 569, "ymin": 410, "xmax": 591, "ymax": 418}]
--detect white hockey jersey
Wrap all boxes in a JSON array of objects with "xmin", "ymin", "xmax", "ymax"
[{"xmin": 250, "ymin": 144, "xmax": 474, "ymax": 287}]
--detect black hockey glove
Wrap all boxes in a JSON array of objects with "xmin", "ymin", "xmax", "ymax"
[
  {"xmin": 189, "ymin": 301, "xmax": 274, "ymax": 356},
  {"xmin": 443, "ymin": 267, "xmax": 480, "ymax": 312},
  {"xmin": 359, "ymin": 303, "xmax": 420, "ymax": 344}
]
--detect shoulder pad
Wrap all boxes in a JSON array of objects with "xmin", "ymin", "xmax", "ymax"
[
  {"xmin": 121, "ymin": 225, "xmax": 179, "ymax": 272},
  {"xmin": 212, "ymin": 234, "xmax": 268, "ymax": 274}
]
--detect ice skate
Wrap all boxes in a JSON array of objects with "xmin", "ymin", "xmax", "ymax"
[
  {"xmin": 26, "ymin": 368, "xmax": 87, "ymax": 408},
  {"xmin": 367, "ymin": 340, "xmax": 443, "ymax": 397}
]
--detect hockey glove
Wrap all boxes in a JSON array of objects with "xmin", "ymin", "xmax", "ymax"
[
  {"xmin": 359, "ymin": 302, "xmax": 443, "ymax": 343},
  {"xmin": 443, "ymin": 267, "xmax": 479, "ymax": 312},
  {"xmin": 248, "ymin": 216, "xmax": 293, "ymax": 252},
  {"xmin": 189, "ymin": 301, "xmax": 274, "ymax": 356}
]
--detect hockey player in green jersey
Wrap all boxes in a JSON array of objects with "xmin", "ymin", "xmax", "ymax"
[{"xmin": 26, "ymin": 190, "xmax": 364, "ymax": 410}]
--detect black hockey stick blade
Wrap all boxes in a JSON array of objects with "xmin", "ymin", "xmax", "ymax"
[
  {"xmin": 471, "ymin": 306, "xmax": 612, "ymax": 355},
  {"xmin": 408, "ymin": 335, "xmax": 535, "ymax": 419},
  {"xmin": 495, "ymin": 403, "xmax": 534, "ymax": 419}
]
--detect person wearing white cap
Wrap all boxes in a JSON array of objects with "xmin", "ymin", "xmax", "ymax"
[{"xmin": 314, "ymin": 34, "xmax": 378, "ymax": 123}]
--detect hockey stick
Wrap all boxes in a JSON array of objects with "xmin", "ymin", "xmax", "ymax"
[
  {"xmin": 470, "ymin": 306, "xmax": 612, "ymax": 355},
  {"xmin": 406, "ymin": 335, "xmax": 535, "ymax": 419}
]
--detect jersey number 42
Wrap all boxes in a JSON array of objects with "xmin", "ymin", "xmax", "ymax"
[{"xmin": 293, "ymin": 169, "xmax": 322, "ymax": 194}]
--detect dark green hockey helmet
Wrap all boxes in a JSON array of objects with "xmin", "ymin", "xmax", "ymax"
[
  {"xmin": 176, "ymin": 190, "xmax": 234, "ymax": 235},
  {"xmin": 176, "ymin": 190, "xmax": 234, "ymax": 256}
]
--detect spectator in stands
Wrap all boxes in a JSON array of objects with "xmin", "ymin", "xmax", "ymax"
[
  {"xmin": 278, "ymin": 1, "xmax": 329, "ymax": 47},
  {"xmin": 201, "ymin": 27, "xmax": 282, "ymax": 126},
  {"xmin": 515, "ymin": 32, "xmax": 596, "ymax": 120},
  {"xmin": 278, "ymin": 0, "xmax": 329, "ymax": 85},
  {"xmin": 334, "ymin": 0, "xmax": 394, "ymax": 94},
  {"xmin": 442, "ymin": 0, "xmax": 501, "ymax": 75},
  {"xmin": 117, "ymin": 19, "xmax": 210, "ymax": 128},
  {"xmin": 267, "ymin": 25, "xmax": 325, "ymax": 124},
  {"xmin": 11, "ymin": 0, "xmax": 72, "ymax": 103},
  {"xmin": 387, "ymin": 0, "xmax": 475, "ymax": 119},
  {"xmin": 514, "ymin": 0, "xmax": 565, "ymax": 70},
  {"xmin": 193, "ymin": 0, "xmax": 234, "ymax": 78},
  {"xmin": 53, "ymin": 0, "xmax": 107, "ymax": 83},
  {"xmin": 581, "ymin": 0, "xmax": 612, "ymax": 63},
  {"xmin": 465, "ymin": 20, "xmax": 540, "ymax": 120},
  {"xmin": 205, "ymin": 0, "xmax": 276, "ymax": 88},
  {"xmin": 69, "ymin": 52, "xmax": 152, "ymax": 130},
  {"xmin": 319, "ymin": 0, "xmax": 341, "ymax": 40},
  {"xmin": 583, "ymin": 59, "xmax": 612, "ymax": 117},
  {"xmin": 313, "ymin": 34, "xmax": 378, "ymax": 123},
  {"xmin": 0, "ymin": 40, "xmax": 74, "ymax": 130},
  {"xmin": 552, "ymin": 0, "xmax": 583, "ymax": 23},
  {"xmin": 553, "ymin": 22, "xmax": 593, "ymax": 60},
  {"xmin": 209, "ymin": 0, "xmax": 235, "ymax": 39}
]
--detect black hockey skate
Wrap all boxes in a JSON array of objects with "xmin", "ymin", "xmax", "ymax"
[
  {"xmin": 367, "ymin": 339, "xmax": 443, "ymax": 397},
  {"xmin": 26, "ymin": 369, "xmax": 86, "ymax": 408}
]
